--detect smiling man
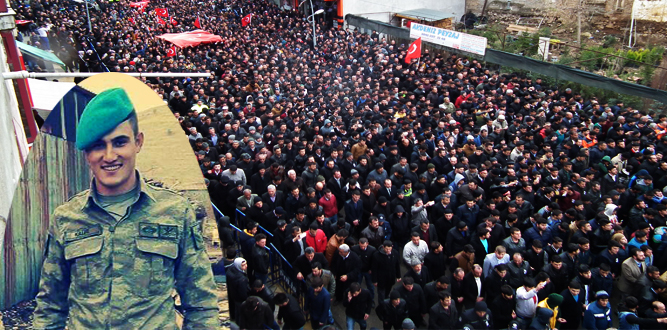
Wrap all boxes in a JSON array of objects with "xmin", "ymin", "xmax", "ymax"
[{"xmin": 33, "ymin": 88, "xmax": 218, "ymax": 330}]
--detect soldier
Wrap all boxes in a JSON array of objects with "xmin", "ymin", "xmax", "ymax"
[{"xmin": 32, "ymin": 88, "xmax": 218, "ymax": 329}]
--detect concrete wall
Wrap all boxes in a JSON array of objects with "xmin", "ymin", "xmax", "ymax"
[
  {"xmin": 634, "ymin": 0, "xmax": 667, "ymax": 22},
  {"xmin": 342, "ymin": 0, "xmax": 465, "ymax": 24}
]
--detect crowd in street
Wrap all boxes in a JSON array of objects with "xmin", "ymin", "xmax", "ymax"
[{"xmin": 13, "ymin": 0, "xmax": 667, "ymax": 328}]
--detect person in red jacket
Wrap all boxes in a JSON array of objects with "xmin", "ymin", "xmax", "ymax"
[
  {"xmin": 306, "ymin": 222, "xmax": 328, "ymax": 253},
  {"xmin": 319, "ymin": 189, "xmax": 339, "ymax": 223}
]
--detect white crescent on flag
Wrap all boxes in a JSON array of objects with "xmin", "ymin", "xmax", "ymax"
[
  {"xmin": 166, "ymin": 47, "xmax": 175, "ymax": 56},
  {"xmin": 243, "ymin": 17, "xmax": 250, "ymax": 23},
  {"xmin": 408, "ymin": 43, "xmax": 417, "ymax": 55},
  {"xmin": 156, "ymin": 8, "xmax": 167, "ymax": 16}
]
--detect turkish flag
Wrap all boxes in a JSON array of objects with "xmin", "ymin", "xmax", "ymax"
[
  {"xmin": 128, "ymin": 17, "xmax": 135, "ymax": 25},
  {"xmin": 170, "ymin": 17, "xmax": 178, "ymax": 25},
  {"xmin": 129, "ymin": 1, "xmax": 149, "ymax": 13},
  {"xmin": 194, "ymin": 16, "xmax": 201, "ymax": 29},
  {"xmin": 242, "ymin": 14, "xmax": 252, "ymax": 27},
  {"xmin": 155, "ymin": 8, "xmax": 168, "ymax": 17},
  {"xmin": 166, "ymin": 46, "xmax": 176, "ymax": 57},
  {"xmin": 404, "ymin": 37, "xmax": 422, "ymax": 64},
  {"xmin": 157, "ymin": 17, "xmax": 166, "ymax": 25},
  {"xmin": 157, "ymin": 30, "xmax": 224, "ymax": 48}
]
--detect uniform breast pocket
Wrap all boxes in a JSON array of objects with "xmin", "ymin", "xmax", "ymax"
[
  {"xmin": 64, "ymin": 236, "xmax": 105, "ymax": 296},
  {"xmin": 134, "ymin": 237, "xmax": 179, "ymax": 297}
]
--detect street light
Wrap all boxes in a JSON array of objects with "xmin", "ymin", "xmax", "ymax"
[{"xmin": 300, "ymin": 0, "xmax": 325, "ymax": 49}]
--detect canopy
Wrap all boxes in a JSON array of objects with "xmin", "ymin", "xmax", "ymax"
[
  {"xmin": 395, "ymin": 8, "xmax": 456, "ymax": 22},
  {"xmin": 16, "ymin": 41, "xmax": 66, "ymax": 70},
  {"xmin": 157, "ymin": 30, "xmax": 223, "ymax": 48},
  {"xmin": 27, "ymin": 79, "xmax": 76, "ymax": 115}
]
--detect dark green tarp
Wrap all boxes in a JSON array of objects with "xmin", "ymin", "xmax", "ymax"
[{"xmin": 346, "ymin": 14, "xmax": 667, "ymax": 105}]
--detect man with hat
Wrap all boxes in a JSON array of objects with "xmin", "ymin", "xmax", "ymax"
[
  {"xmin": 583, "ymin": 291, "xmax": 612, "ymax": 330},
  {"xmin": 33, "ymin": 88, "xmax": 218, "ymax": 329},
  {"xmin": 460, "ymin": 301, "xmax": 494, "ymax": 329}
]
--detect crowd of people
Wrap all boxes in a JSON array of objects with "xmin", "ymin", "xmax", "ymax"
[{"xmin": 12, "ymin": 0, "xmax": 667, "ymax": 328}]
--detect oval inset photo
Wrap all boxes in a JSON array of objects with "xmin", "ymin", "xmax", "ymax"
[{"xmin": 2, "ymin": 73, "xmax": 221, "ymax": 329}]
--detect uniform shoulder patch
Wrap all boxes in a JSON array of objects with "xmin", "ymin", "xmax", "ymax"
[
  {"xmin": 159, "ymin": 224, "xmax": 179, "ymax": 240},
  {"xmin": 139, "ymin": 222, "xmax": 159, "ymax": 238}
]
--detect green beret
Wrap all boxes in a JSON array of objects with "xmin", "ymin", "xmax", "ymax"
[{"xmin": 76, "ymin": 88, "xmax": 135, "ymax": 150}]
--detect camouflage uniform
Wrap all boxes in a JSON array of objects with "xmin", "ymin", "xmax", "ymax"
[{"xmin": 33, "ymin": 173, "xmax": 218, "ymax": 330}]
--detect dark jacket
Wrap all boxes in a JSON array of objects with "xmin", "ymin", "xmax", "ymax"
[
  {"xmin": 560, "ymin": 288, "xmax": 586, "ymax": 329},
  {"xmin": 489, "ymin": 294, "xmax": 516, "ymax": 329},
  {"xmin": 456, "ymin": 204, "xmax": 480, "ymax": 230},
  {"xmin": 278, "ymin": 294, "xmax": 306, "ymax": 330},
  {"xmin": 424, "ymin": 281, "xmax": 451, "ymax": 308},
  {"xmin": 428, "ymin": 301, "xmax": 459, "ymax": 330},
  {"xmin": 343, "ymin": 288, "xmax": 373, "ymax": 320},
  {"xmin": 252, "ymin": 244, "xmax": 270, "ymax": 275},
  {"xmin": 460, "ymin": 307, "xmax": 494, "ymax": 329},
  {"xmin": 462, "ymin": 272, "xmax": 485, "ymax": 310},
  {"xmin": 351, "ymin": 244, "xmax": 377, "ymax": 273},
  {"xmin": 344, "ymin": 199, "xmax": 364, "ymax": 225},
  {"xmin": 239, "ymin": 297, "xmax": 275, "ymax": 330},
  {"xmin": 389, "ymin": 205, "xmax": 411, "ymax": 244},
  {"xmin": 411, "ymin": 224, "xmax": 438, "ymax": 248},
  {"xmin": 226, "ymin": 266, "xmax": 249, "ymax": 303},
  {"xmin": 283, "ymin": 236, "xmax": 309, "ymax": 264},
  {"xmin": 371, "ymin": 247, "xmax": 401, "ymax": 287},
  {"xmin": 507, "ymin": 261, "xmax": 532, "ymax": 288},
  {"xmin": 483, "ymin": 270, "xmax": 510, "ymax": 303},
  {"xmin": 424, "ymin": 250, "xmax": 448, "ymax": 281},
  {"xmin": 392, "ymin": 282, "xmax": 428, "ymax": 316},
  {"xmin": 469, "ymin": 236, "xmax": 491, "ymax": 265},
  {"xmin": 331, "ymin": 250, "xmax": 362, "ymax": 283},
  {"xmin": 377, "ymin": 298, "xmax": 409, "ymax": 326},
  {"xmin": 446, "ymin": 228, "xmax": 470, "ymax": 256},
  {"xmin": 404, "ymin": 266, "xmax": 432, "ymax": 290},
  {"xmin": 306, "ymin": 286, "xmax": 331, "ymax": 326},
  {"xmin": 293, "ymin": 252, "xmax": 328, "ymax": 279}
]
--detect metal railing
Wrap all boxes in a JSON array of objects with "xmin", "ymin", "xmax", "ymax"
[{"xmin": 213, "ymin": 204, "xmax": 308, "ymax": 318}]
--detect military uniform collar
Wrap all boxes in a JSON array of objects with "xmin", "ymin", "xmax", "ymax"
[{"xmin": 83, "ymin": 171, "xmax": 157, "ymax": 211}]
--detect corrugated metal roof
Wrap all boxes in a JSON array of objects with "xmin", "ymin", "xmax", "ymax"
[{"xmin": 395, "ymin": 8, "xmax": 455, "ymax": 21}]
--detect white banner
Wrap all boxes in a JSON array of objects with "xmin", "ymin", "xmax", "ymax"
[{"xmin": 409, "ymin": 23, "xmax": 488, "ymax": 56}]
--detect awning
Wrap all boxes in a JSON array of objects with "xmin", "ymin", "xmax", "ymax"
[
  {"xmin": 16, "ymin": 41, "xmax": 66, "ymax": 70},
  {"xmin": 395, "ymin": 8, "xmax": 455, "ymax": 21},
  {"xmin": 157, "ymin": 30, "xmax": 223, "ymax": 48},
  {"xmin": 27, "ymin": 78, "xmax": 76, "ymax": 115}
]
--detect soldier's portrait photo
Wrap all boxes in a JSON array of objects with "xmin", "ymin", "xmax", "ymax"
[{"xmin": 1, "ymin": 73, "xmax": 220, "ymax": 330}]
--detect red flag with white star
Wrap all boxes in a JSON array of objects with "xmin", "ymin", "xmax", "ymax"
[
  {"xmin": 404, "ymin": 37, "xmax": 422, "ymax": 64},
  {"xmin": 242, "ymin": 13, "xmax": 252, "ymax": 27},
  {"xmin": 166, "ymin": 46, "xmax": 176, "ymax": 57},
  {"xmin": 155, "ymin": 8, "xmax": 168, "ymax": 17}
]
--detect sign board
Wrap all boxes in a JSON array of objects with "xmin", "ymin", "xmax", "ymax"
[{"xmin": 409, "ymin": 22, "xmax": 487, "ymax": 56}]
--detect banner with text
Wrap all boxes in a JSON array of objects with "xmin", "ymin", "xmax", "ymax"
[{"xmin": 409, "ymin": 23, "xmax": 487, "ymax": 56}]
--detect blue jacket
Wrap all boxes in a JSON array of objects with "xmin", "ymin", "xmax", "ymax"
[
  {"xmin": 456, "ymin": 204, "xmax": 480, "ymax": 230},
  {"xmin": 306, "ymin": 286, "xmax": 331, "ymax": 325},
  {"xmin": 618, "ymin": 311, "xmax": 640, "ymax": 330},
  {"xmin": 524, "ymin": 226, "xmax": 553, "ymax": 248},
  {"xmin": 583, "ymin": 301, "xmax": 612, "ymax": 330},
  {"xmin": 344, "ymin": 199, "xmax": 364, "ymax": 224}
]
